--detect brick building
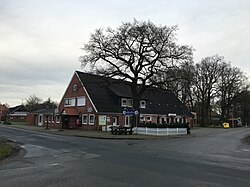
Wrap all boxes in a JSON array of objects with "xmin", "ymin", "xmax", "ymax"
[
  {"xmin": 56, "ymin": 71, "xmax": 192, "ymax": 130},
  {"xmin": 7, "ymin": 105, "xmax": 29, "ymax": 123},
  {"xmin": 0, "ymin": 104, "xmax": 9, "ymax": 121}
]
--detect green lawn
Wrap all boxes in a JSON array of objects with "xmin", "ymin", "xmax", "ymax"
[{"xmin": 0, "ymin": 140, "xmax": 13, "ymax": 160}]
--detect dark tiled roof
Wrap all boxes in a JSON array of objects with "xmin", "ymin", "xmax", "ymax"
[
  {"xmin": 34, "ymin": 108, "xmax": 57, "ymax": 114},
  {"xmin": 140, "ymin": 89, "xmax": 190, "ymax": 115},
  {"xmin": 76, "ymin": 71, "xmax": 191, "ymax": 116},
  {"xmin": 8, "ymin": 105, "xmax": 29, "ymax": 114}
]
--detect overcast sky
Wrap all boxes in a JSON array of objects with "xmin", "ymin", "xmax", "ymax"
[{"xmin": 1, "ymin": 0, "xmax": 250, "ymax": 107}]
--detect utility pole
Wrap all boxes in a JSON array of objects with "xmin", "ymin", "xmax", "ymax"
[
  {"xmin": 0, "ymin": 104, "xmax": 2, "ymax": 122},
  {"xmin": 231, "ymin": 104, "xmax": 234, "ymax": 128}
]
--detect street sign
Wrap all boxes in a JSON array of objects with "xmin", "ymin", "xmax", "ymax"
[{"xmin": 122, "ymin": 110, "xmax": 139, "ymax": 116}]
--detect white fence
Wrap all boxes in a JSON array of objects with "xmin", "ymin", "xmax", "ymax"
[{"xmin": 133, "ymin": 127, "xmax": 187, "ymax": 136}]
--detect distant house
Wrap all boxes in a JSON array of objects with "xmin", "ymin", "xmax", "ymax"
[
  {"xmin": 26, "ymin": 107, "xmax": 60, "ymax": 128},
  {"xmin": 7, "ymin": 105, "xmax": 29, "ymax": 123},
  {"xmin": 0, "ymin": 104, "xmax": 9, "ymax": 121},
  {"xmin": 57, "ymin": 71, "xmax": 192, "ymax": 130},
  {"xmin": 210, "ymin": 111, "xmax": 221, "ymax": 125}
]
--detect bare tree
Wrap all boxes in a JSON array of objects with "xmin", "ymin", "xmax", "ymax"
[
  {"xmin": 25, "ymin": 94, "xmax": 42, "ymax": 112},
  {"xmin": 193, "ymin": 55, "xmax": 225, "ymax": 126},
  {"xmin": 217, "ymin": 63, "xmax": 247, "ymax": 122},
  {"xmin": 80, "ymin": 19, "xmax": 193, "ymax": 115},
  {"xmin": 235, "ymin": 89, "xmax": 250, "ymax": 126},
  {"xmin": 162, "ymin": 60, "xmax": 195, "ymax": 110}
]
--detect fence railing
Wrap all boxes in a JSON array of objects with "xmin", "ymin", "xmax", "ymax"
[{"xmin": 133, "ymin": 127, "xmax": 187, "ymax": 136}]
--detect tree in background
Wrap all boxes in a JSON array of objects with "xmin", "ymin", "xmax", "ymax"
[
  {"xmin": 192, "ymin": 55, "xmax": 225, "ymax": 126},
  {"xmin": 25, "ymin": 94, "xmax": 42, "ymax": 112},
  {"xmin": 162, "ymin": 60, "xmax": 195, "ymax": 110},
  {"xmin": 41, "ymin": 97, "xmax": 58, "ymax": 109},
  {"xmin": 235, "ymin": 90, "xmax": 250, "ymax": 126},
  {"xmin": 25, "ymin": 95, "xmax": 57, "ymax": 112},
  {"xmin": 217, "ymin": 63, "xmax": 247, "ymax": 123},
  {"xmin": 80, "ymin": 20, "xmax": 193, "ymax": 116}
]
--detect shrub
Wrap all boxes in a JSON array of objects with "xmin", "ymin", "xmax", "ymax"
[
  {"xmin": 0, "ymin": 140, "xmax": 13, "ymax": 160},
  {"xmin": 3, "ymin": 121, "xmax": 12, "ymax": 125}
]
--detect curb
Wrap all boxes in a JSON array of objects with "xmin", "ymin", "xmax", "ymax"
[{"xmin": 1, "ymin": 124, "xmax": 193, "ymax": 140}]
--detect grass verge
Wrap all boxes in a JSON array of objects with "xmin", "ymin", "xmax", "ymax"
[
  {"xmin": 245, "ymin": 135, "xmax": 250, "ymax": 144},
  {"xmin": 0, "ymin": 140, "xmax": 13, "ymax": 160}
]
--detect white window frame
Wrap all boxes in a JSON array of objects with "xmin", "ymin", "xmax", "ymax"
[
  {"xmin": 127, "ymin": 99, "xmax": 133, "ymax": 107},
  {"xmin": 77, "ymin": 96, "xmax": 86, "ymax": 106},
  {"xmin": 179, "ymin": 118, "xmax": 183, "ymax": 123},
  {"xmin": 56, "ymin": 115, "xmax": 60, "ymax": 123},
  {"xmin": 82, "ymin": 114, "xmax": 87, "ymax": 125},
  {"xmin": 39, "ymin": 115, "xmax": 42, "ymax": 123},
  {"xmin": 140, "ymin": 100, "xmax": 146, "ymax": 108},
  {"xmin": 64, "ymin": 98, "xmax": 76, "ymax": 107},
  {"xmin": 125, "ymin": 115, "xmax": 132, "ymax": 126},
  {"xmin": 121, "ymin": 98, "xmax": 133, "ymax": 107},
  {"xmin": 112, "ymin": 117, "xmax": 118, "ymax": 126},
  {"xmin": 175, "ymin": 118, "xmax": 179, "ymax": 123},
  {"xmin": 51, "ymin": 115, "xmax": 55, "ymax": 123},
  {"xmin": 147, "ymin": 116, "xmax": 152, "ymax": 122},
  {"xmin": 89, "ymin": 114, "xmax": 95, "ymax": 125},
  {"xmin": 121, "ymin": 98, "xmax": 127, "ymax": 107},
  {"xmin": 140, "ymin": 116, "xmax": 145, "ymax": 121},
  {"xmin": 166, "ymin": 117, "xmax": 170, "ymax": 124},
  {"xmin": 73, "ymin": 84, "xmax": 78, "ymax": 92}
]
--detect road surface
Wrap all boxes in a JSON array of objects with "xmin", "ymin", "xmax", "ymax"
[{"xmin": 0, "ymin": 126, "xmax": 250, "ymax": 187}]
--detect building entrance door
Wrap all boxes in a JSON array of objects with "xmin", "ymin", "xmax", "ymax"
[
  {"xmin": 125, "ymin": 116, "xmax": 132, "ymax": 126},
  {"xmin": 38, "ymin": 114, "xmax": 43, "ymax": 126},
  {"xmin": 113, "ymin": 117, "xmax": 118, "ymax": 126}
]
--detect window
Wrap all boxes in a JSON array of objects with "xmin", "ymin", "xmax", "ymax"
[
  {"xmin": 21, "ymin": 116, "xmax": 24, "ymax": 119},
  {"xmin": 161, "ymin": 117, "xmax": 166, "ymax": 124},
  {"xmin": 121, "ymin": 98, "xmax": 127, "ymax": 107},
  {"xmin": 82, "ymin": 114, "xmax": 87, "ymax": 124},
  {"xmin": 56, "ymin": 115, "xmax": 60, "ymax": 123},
  {"xmin": 125, "ymin": 116, "xmax": 132, "ymax": 126},
  {"xmin": 140, "ymin": 116, "xmax": 145, "ymax": 121},
  {"xmin": 147, "ymin": 116, "xmax": 152, "ymax": 122},
  {"xmin": 179, "ymin": 118, "xmax": 183, "ymax": 123},
  {"xmin": 140, "ymin": 100, "xmax": 146, "ymax": 108},
  {"xmin": 64, "ymin": 98, "xmax": 75, "ymax": 107},
  {"xmin": 121, "ymin": 98, "xmax": 133, "ymax": 107},
  {"xmin": 52, "ymin": 115, "xmax": 54, "ymax": 123},
  {"xmin": 45, "ymin": 116, "xmax": 48, "ymax": 122},
  {"xmin": 183, "ymin": 118, "xmax": 187, "ymax": 123},
  {"xmin": 127, "ymin": 99, "xmax": 133, "ymax": 107},
  {"xmin": 175, "ymin": 118, "xmax": 179, "ymax": 123},
  {"xmin": 73, "ymin": 84, "xmax": 78, "ymax": 92},
  {"xmin": 39, "ymin": 115, "xmax": 42, "ymax": 123},
  {"xmin": 77, "ymin": 97, "xmax": 86, "ymax": 106},
  {"xmin": 89, "ymin": 114, "xmax": 95, "ymax": 125},
  {"xmin": 166, "ymin": 118, "xmax": 170, "ymax": 123}
]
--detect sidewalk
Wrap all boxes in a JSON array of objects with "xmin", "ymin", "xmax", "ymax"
[{"xmin": 1, "ymin": 124, "xmax": 193, "ymax": 140}]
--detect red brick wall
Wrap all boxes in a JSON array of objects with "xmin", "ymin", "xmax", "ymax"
[
  {"xmin": 26, "ymin": 114, "xmax": 36, "ymax": 125},
  {"xmin": 8, "ymin": 116, "xmax": 27, "ymax": 122},
  {"xmin": 58, "ymin": 72, "xmax": 98, "ymax": 130}
]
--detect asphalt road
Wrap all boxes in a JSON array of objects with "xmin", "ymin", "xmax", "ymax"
[{"xmin": 0, "ymin": 126, "xmax": 250, "ymax": 187}]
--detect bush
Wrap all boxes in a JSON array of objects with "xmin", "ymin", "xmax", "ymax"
[
  {"xmin": 3, "ymin": 121, "xmax": 12, "ymax": 125},
  {"xmin": 0, "ymin": 140, "xmax": 13, "ymax": 160}
]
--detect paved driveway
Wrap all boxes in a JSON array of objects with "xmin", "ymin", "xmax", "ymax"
[{"xmin": 0, "ymin": 126, "xmax": 250, "ymax": 187}]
